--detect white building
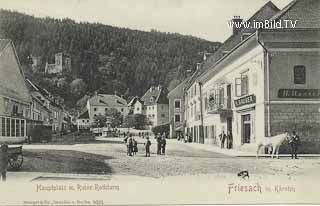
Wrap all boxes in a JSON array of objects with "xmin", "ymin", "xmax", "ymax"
[{"xmin": 87, "ymin": 93, "xmax": 129, "ymax": 123}]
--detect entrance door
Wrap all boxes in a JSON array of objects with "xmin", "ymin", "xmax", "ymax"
[
  {"xmin": 241, "ymin": 114, "xmax": 251, "ymax": 144},
  {"xmin": 227, "ymin": 117, "xmax": 233, "ymax": 148}
]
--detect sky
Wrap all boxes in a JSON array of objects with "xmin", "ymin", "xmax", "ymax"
[{"xmin": 0, "ymin": 0, "xmax": 292, "ymax": 42}]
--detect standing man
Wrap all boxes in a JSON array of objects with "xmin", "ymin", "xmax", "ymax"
[
  {"xmin": 227, "ymin": 130, "xmax": 233, "ymax": 149},
  {"xmin": 0, "ymin": 144, "xmax": 8, "ymax": 182},
  {"xmin": 144, "ymin": 137, "xmax": 151, "ymax": 157},
  {"xmin": 157, "ymin": 133, "xmax": 162, "ymax": 155},
  {"xmin": 220, "ymin": 131, "xmax": 227, "ymax": 149},
  {"xmin": 161, "ymin": 137, "xmax": 167, "ymax": 155},
  {"xmin": 289, "ymin": 131, "xmax": 301, "ymax": 159}
]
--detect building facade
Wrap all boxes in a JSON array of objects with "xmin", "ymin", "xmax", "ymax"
[
  {"xmin": 0, "ymin": 39, "xmax": 32, "ymax": 143},
  {"xmin": 140, "ymin": 86, "xmax": 169, "ymax": 127},
  {"xmin": 168, "ymin": 79, "xmax": 189, "ymax": 138},
  {"xmin": 87, "ymin": 93, "xmax": 129, "ymax": 124},
  {"xmin": 45, "ymin": 52, "xmax": 71, "ymax": 74}
]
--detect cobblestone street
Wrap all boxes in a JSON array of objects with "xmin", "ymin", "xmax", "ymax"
[{"xmin": 18, "ymin": 137, "xmax": 320, "ymax": 180}]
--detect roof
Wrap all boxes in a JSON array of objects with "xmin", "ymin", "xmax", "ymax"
[
  {"xmin": 271, "ymin": 0, "xmax": 320, "ymax": 28},
  {"xmin": 88, "ymin": 94, "xmax": 128, "ymax": 107},
  {"xmin": 128, "ymin": 96, "xmax": 143, "ymax": 107},
  {"xmin": 0, "ymin": 39, "xmax": 31, "ymax": 103},
  {"xmin": 79, "ymin": 110, "xmax": 89, "ymax": 119},
  {"xmin": 141, "ymin": 86, "xmax": 168, "ymax": 106},
  {"xmin": 168, "ymin": 77, "xmax": 190, "ymax": 98},
  {"xmin": 185, "ymin": 1, "xmax": 280, "ymax": 90}
]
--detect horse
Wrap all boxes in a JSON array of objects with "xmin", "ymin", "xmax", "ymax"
[{"xmin": 256, "ymin": 132, "xmax": 291, "ymax": 159}]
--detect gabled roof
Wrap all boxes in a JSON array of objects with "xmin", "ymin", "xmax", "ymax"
[
  {"xmin": 79, "ymin": 110, "xmax": 89, "ymax": 119},
  {"xmin": 270, "ymin": 0, "xmax": 320, "ymax": 28},
  {"xmin": 168, "ymin": 77, "xmax": 190, "ymax": 98},
  {"xmin": 128, "ymin": 96, "xmax": 143, "ymax": 107},
  {"xmin": 141, "ymin": 86, "xmax": 168, "ymax": 106},
  {"xmin": 0, "ymin": 39, "xmax": 31, "ymax": 103},
  {"xmin": 185, "ymin": 1, "xmax": 280, "ymax": 90},
  {"xmin": 88, "ymin": 94, "xmax": 128, "ymax": 107}
]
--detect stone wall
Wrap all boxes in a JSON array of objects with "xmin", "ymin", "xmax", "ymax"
[{"xmin": 269, "ymin": 103, "xmax": 320, "ymax": 153}]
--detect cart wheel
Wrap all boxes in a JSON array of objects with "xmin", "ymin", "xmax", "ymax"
[{"xmin": 9, "ymin": 154, "xmax": 23, "ymax": 170}]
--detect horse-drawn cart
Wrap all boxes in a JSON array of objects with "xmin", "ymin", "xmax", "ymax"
[{"xmin": 7, "ymin": 146, "xmax": 23, "ymax": 170}]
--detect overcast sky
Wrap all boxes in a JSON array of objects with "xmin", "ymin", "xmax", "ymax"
[{"xmin": 0, "ymin": 0, "xmax": 292, "ymax": 42}]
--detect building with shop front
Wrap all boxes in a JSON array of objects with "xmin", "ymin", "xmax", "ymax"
[
  {"xmin": 0, "ymin": 39, "xmax": 32, "ymax": 143},
  {"xmin": 198, "ymin": 0, "xmax": 320, "ymax": 152}
]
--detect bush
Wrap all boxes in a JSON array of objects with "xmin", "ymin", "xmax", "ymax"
[
  {"xmin": 152, "ymin": 123, "xmax": 170, "ymax": 136},
  {"xmin": 29, "ymin": 125, "xmax": 52, "ymax": 143}
]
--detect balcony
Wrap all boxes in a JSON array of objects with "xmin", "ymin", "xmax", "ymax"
[{"xmin": 207, "ymin": 97, "xmax": 232, "ymax": 115}]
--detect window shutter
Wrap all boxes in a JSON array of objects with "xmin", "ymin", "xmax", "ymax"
[{"xmin": 235, "ymin": 78, "xmax": 241, "ymax": 97}]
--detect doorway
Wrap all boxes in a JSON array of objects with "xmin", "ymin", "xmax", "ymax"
[
  {"xmin": 227, "ymin": 117, "xmax": 233, "ymax": 148},
  {"xmin": 241, "ymin": 114, "xmax": 251, "ymax": 144}
]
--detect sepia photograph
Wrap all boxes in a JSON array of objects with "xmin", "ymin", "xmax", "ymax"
[{"xmin": 0, "ymin": 0, "xmax": 319, "ymax": 205}]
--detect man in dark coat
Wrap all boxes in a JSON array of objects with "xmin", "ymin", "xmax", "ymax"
[
  {"xmin": 0, "ymin": 144, "xmax": 8, "ymax": 182},
  {"xmin": 220, "ymin": 131, "xmax": 226, "ymax": 149},
  {"xmin": 144, "ymin": 137, "xmax": 151, "ymax": 157},
  {"xmin": 289, "ymin": 131, "xmax": 301, "ymax": 159},
  {"xmin": 156, "ymin": 134, "xmax": 162, "ymax": 155},
  {"xmin": 161, "ymin": 137, "xmax": 166, "ymax": 155}
]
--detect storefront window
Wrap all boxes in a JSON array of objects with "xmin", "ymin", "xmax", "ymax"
[{"xmin": 294, "ymin": 65, "xmax": 306, "ymax": 84}]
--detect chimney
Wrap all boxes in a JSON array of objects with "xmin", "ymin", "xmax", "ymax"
[
  {"xmin": 196, "ymin": 63, "xmax": 201, "ymax": 70},
  {"xmin": 231, "ymin": 16, "xmax": 243, "ymax": 35}
]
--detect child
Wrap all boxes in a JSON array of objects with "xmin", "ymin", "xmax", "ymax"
[
  {"xmin": 0, "ymin": 144, "xmax": 8, "ymax": 182},
  {"xmin": 144, "ymin": 137, "xmax": 151, "ymax": 157}
]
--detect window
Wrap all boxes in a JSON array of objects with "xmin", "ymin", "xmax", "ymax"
[
  {"xmin": 105, "ymin": 108, "xmax": 108, "ymax": 112},
  {"xmin": 241, "ymin": 73, "xmax": 249, "ymax": 96},
  {"xmin": 294, "ymin": 65, "xmax": 306, "ymax": 84},
  {"xmin": 161, "ymin": 114, "xmax": 165, "ymax": 118},
  {"xmin": 219, "ymin": 88, "xmax": 224, "ymax": 105},
  {"xmin": 137, "ymin": 107, "xmax": 140, "ymax": 111},
  {"xmin": 175, "ymin": 114, "xmax": 181, "ymax": 122},
  {"xmin": 241, "ymin": 33, "xmax": 251, "ymax": 41},
  {"xmin": 236, "ymin": 72, "xmax": 249, "ymax": 97},
  {"xmin": 121, "ymin": 108, "xmax": 124, "ymax": 112},
  {"xmin": 174, "ymin": 100, "xmax": 181, "ymax": 109},
  {"xmin": 94, "ymin": 108, "xmax": 97, "ymax": 111}
]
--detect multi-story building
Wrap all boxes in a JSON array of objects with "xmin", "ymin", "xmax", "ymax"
[
  {"xmin": 87, "ymin": 93, "xmax": 129, "ymax": 123},
  {"xmin": 45, "ymin": 52, "xmax": 71, "ymax": 74},
  {"xmin": 198, "ymin": 0, "xmax": 320, "ymax": 153},
  {"xmin": 168, "ymin": 78, "xmax": 189, "ymax": 138},
  {"xmin": 76, "ymin": 110, "xmax": 90, "ymax": 130},
  {"xmin": 0, "ymin": 39, "xmax": 32, "ymax": 143},
  {"xmin": 128, "ymin": 96, "xmax": 145, "ymax": 114},
  {"xmin": 140, "ymin": 85, "xmax": 169, "ymax": 127}
]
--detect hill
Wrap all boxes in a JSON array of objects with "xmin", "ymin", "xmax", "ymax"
[{"xmin": 0, "ymin": 9, "xmax": 221, "ymax": 110}]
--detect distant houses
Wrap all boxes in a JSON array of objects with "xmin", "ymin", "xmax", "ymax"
[{"xmin": 130, "ymin": 85, "xmax": 169, "ymax": 128}]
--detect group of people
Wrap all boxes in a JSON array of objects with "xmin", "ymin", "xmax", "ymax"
[
  {"xmin": 124, "ymin": 133, "xmax": 167, "ymax": 157},
  {"xmin": 156, "ymin": 134, "xmax": 166, "ymax": 155},
  {"xmin": 219, "ymin": 130, "xmax": 233, "ymax": 149}
]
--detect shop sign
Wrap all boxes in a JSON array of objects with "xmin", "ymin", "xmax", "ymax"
[
  {"xmin": 278, "ymin": 89, "xmax": 320, "ymax": 98},
  {"xmin": 234, "ymin": 95, "xmax": 256, "ymax": 107}
]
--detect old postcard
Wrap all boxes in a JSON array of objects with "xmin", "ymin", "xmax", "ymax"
[{"xmin": 0, "ymin": 0, "xmax": 319, "ymax": 205}]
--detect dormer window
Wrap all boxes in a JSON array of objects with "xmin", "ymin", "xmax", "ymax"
[
  {"xmin": 241, "ymin": 33, "xmax": 251, "ymax": 41},
  {"xmin": 222, "ymin": 51, "xmax": 229, "ymax": 56}
]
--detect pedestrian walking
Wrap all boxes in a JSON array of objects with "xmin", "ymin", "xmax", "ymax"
[
  {"xmin": 227, "ymin": 130, "xmax": 233, "ymax": 149},
  {"xmin": 156, "ymin": 133, "xmax": 162, "ymax": 155},
  {"xmin": 144, "ymin": 137, "xmax": 151, "ymax": 157},
  {"xmin": 219, "ymin": 131, "xmax": 226, "ymax": 149},
  {"xmin": 289, "ymin": 131, "xmax": 301, "ymax": 159},
  {"xmin": 127, "ymin": 135, "xmax": 134, "ymax": 156},
  {"xmin": 0, "ymin": 144, "xmax": 8, "ymax": 182},
  {"xmin": 161, "ymin": 137, "xmax": 166, "ymax": 155},
  {"xmin": 133, "ymin": 138, "xmax": 138, "ymax": 155}
]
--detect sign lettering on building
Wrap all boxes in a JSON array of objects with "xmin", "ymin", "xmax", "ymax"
[
  {"xmin": 234, "ymin": 95, "xmax": 256, "ymax": 107},
  {"xmin": 278, "ymin": 89, "xmax": 320, "ymax": 98}
]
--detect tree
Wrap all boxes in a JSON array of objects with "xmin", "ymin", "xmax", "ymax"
[
  {"xmin": 70, "ymin": 78, "xmax": 87, "ymax": 96},
  {"xmin": 152, "ymin": 123, "xmax": 170, "ymax": 136},
  {"xmin": 123, "ymin": 114, "xmax": 148, "ymax": 129},
  {"xmin": 92, "ymin": 114, "xmax": 107, "ymax": 128},
  {"xmin": 105, "ymin": 108, "xmax": 123, "ymax": 128}
]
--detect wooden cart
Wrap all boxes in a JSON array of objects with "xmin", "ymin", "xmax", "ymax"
[{"xmin": 7, "ymin": 146, "xmax": 23, "ymax": 170}]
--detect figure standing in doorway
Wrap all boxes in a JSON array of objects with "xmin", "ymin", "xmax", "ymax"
[{"xmin": 220, "ymin": 131, "xmax": 227, "ymax": 149}]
